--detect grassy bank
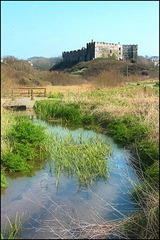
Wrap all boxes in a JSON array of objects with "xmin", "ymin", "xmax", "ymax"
[{"xmin": 1, "ymin": 108, "xmax": 50, "ymax": 188}]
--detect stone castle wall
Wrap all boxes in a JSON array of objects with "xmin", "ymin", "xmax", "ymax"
[
  {"xmin": 62, "ymin": 41, "xmax": 138, "ymax": 63},
  {"xmin": 123, "ymin": 45, "xmax": 138, "ymax": 60}
]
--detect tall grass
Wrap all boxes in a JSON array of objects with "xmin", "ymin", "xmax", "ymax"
[
  {"xmin": 1, "ymin": 213, "xmax": 22, "ymax": 239},
  {"xmin": 47, "ymin": 133, "xmax": 111, "ymax": 188},
  {"xmin": 89, "ymin": 70, "xmax": 127, "ymax": 88},
  {"xmin": 34, "ymin": 100, "xmax": 94, "ymax": 124},
  {"xmin": 116, "ymin": 156, "xmax": 159, "ymax": 239}
]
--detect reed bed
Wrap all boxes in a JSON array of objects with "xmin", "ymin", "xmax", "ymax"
[{"xmin": 47, "ymin": 133, "xmax": 111, "ymax": 188}]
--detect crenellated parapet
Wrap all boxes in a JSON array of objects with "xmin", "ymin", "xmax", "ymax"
[{"xmin": 62, "ymin": 41, "xmax": 138, "ymax": 62}]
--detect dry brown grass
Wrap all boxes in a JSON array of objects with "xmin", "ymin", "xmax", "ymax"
[
  {"xmin": 87, "ymin": 70, "xmax": 127, "ymax": 88},
  {"xmin": 46, "ymin": 83, "xmax": 96, "ymax": 95}
]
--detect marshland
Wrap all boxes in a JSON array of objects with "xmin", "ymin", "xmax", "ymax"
[{"xmin": 1, "ymin": 56, "xmax": 159, "ymax": 239}]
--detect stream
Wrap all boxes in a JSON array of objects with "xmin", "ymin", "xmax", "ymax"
[{"xmin": 1, "ymin": 110, "xmax": 139, "ymax": 239}]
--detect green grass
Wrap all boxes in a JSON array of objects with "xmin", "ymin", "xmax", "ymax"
[
  {"xmin": 48, "ymin": 133, "xmax": 111, "ymax": 188},
  {"xmin": 34, "ymin": 100, "xmax": 94, "ymax": 125},
  {"xmin": 107, "ymin": 115, "xmax": 148, "ymax": 145},
  {"xmin": 1, "ymin": 111, "xmax": 51, "ymax": 187},
  {"xmin": 47, "ymin": 92, "xmax": 64, "ymax": 99}
]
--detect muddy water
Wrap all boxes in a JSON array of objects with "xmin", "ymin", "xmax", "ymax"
[{"xmin": 1, "ymin": 111, "xmax": 138, "ymax": 239}]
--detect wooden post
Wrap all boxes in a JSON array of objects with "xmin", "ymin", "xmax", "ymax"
[
  {"xmin": 28, "ymin": 90, "xmax": 30, "ymax": 97},
  {"xmin": 44, "ymin": 88, "xmax": 46, "ymax": 97},
  {"xmin": 12, "ymin": 89, "xmax": 14, "ymax": 100},
  {"xmin": 144, "ymin": 85, "xmax": 146, "ymax": 96},
  {"xmin": 31, "ymin": 89, "xmax": 34, "ymax": 100}
]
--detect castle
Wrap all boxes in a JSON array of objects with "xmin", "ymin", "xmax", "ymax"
[{"xmin": 62, "ymin": 40, "xmax": 138, "ymax": 63}]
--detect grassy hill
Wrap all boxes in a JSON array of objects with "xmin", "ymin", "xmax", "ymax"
[
  {"xmin": 51, "ymin": 56, "xmax": 159, "ymax": 79},
  {"xmin": 27, "ymin": 56, "xmax": 62, "ymax": 70},
  {"xmin": 1, "ymin": 57, "xmax": 83, "ymax": 97}
]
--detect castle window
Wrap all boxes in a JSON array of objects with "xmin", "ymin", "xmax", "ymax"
[
  {"xmin": 119, "ymin": 47, "xmax": 121, "ymax": 50},
  {"xmin": 110, "ymin": 50, "xmax": 112, "ymax": 53}
]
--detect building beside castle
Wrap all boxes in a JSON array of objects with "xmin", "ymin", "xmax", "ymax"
[{"xmin": 62, "ymin": 40, "xmax": 138, "ymax": 63}]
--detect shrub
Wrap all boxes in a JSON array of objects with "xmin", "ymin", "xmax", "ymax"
[
  {"xmin": 135, "ymin": 139, "xmax": 159, "ymax": 166},
  {"xmin": 1, "ymin": 171, "xmax": 7, "ymax": 188},
  {"xmin": 2, "ymin": 115, "xmax": 49, "ymax": 175},
  {"xmin": 107, "ymin": 116, "xmax": 148, "ymax": 146},
  {"xmin": 141, "ymin": 70, "xmax": 149, "ymax": 76},
  {"xmin": 146, "ymin": 161, "xmax": 159, "ymax": 183},
  {"xmin": 131, "ymin": 59, "xmax": 137, "ymax": 63},
  {"xmin": 1, "ymin": 153, "xmax": 33, "ymax": 172}
]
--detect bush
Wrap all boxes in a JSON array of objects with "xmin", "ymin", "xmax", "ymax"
[
  {"xmin": 141, "ymin": 70, "xmax": 149, "ymax": 76},
  {"xmin": 2, "ymin": 116, "xmax": 49, "ymax": 175},
  {"xmin": 1, "ymin": 153, "xmax": 33, "ymax": 172},
  {"xmin": 135, "ymin": 139, "xmax": 159, "ymax": 166},
  {"xmin": 1, "ymin": 171, "xmax": 7, "ymax": 188},
  {"xmin": 131, "ymin": 59, "xmax": 137, "ymax": 63},
  {"xmin": 107, "ymin": 116, "xmax": 148, "ymax": 146},
  {"xmin": 146, "ymin": 161, "xmax": 159, "ymax": 183}
]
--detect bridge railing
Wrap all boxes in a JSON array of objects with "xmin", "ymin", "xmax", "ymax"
[{"xmin": 11, "ymin": 87, "xmax": 46, "ymax": 100}]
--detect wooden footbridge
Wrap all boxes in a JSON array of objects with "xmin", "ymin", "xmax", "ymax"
[
  {"xmin": 2, "ymin": 87, "xmax": 47, "ymax": 110},
  {"xmin": 11, "ymin": 87, "xmax": 46, "ymax": 100}
]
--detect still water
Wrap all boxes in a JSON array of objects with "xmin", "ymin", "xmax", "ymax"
[{"xmin": 1, "ymin": 112, "xmax": 138, "ymax": 239}]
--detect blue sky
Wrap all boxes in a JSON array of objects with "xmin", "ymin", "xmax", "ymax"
[{"xmin": 1, "ymin": 1, "xmax": 159, "ymax": 59}]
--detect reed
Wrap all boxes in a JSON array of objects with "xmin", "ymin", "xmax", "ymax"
[
  {"xmin": 47, "ymin": 133, "xmax": 111, "ymax": 188},
  {"xmin": 1, "ymin": 212, "xmax": 22, "ymax": 239}
]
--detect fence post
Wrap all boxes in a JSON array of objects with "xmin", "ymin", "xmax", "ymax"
[
  {"xmin": 28, "ymin": 90, "xmax": 30, "ymax": 97},
  {"xmin": 31, "ymin": 89, "xmax": 34, "ymax": 100},
  {"xmin": 44, "ymin": 88, "xmax": 46, "ymax": 97},
  {"xmin": 144, "ymin": 85, "xmax": 146, "ymax": 96},
  {"xmin": 12, "ymin": 89, "xmax": 14, "ymax": 100}
]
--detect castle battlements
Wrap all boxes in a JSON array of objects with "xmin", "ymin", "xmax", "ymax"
[{"xmin": 62, "ymin": 40, "xmax": 138, "ymax": 63}]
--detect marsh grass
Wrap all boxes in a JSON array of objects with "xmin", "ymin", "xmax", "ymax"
[
  {"xmin": 1, "ymin": 212, "xmax": 22, "ymax": 239},
  {"xmin": 34, "ymin": 100, "xmax": 94, "ymax": 124},
  {"xmin": 47, "ymin": 133, "xmax": 111, "ymax": 188},
  {"xmin": 116, "ymin": 156, "xmax": 159, "ymax": 239}
]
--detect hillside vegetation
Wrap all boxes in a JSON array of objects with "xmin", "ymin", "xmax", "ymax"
[
  {"xmin": 1, "ymin": 56, "xmax": 159, "ymax": 97},
  {"xmin": 50, "ymin": 56, "xmax": 158, "ymax": 79}
]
